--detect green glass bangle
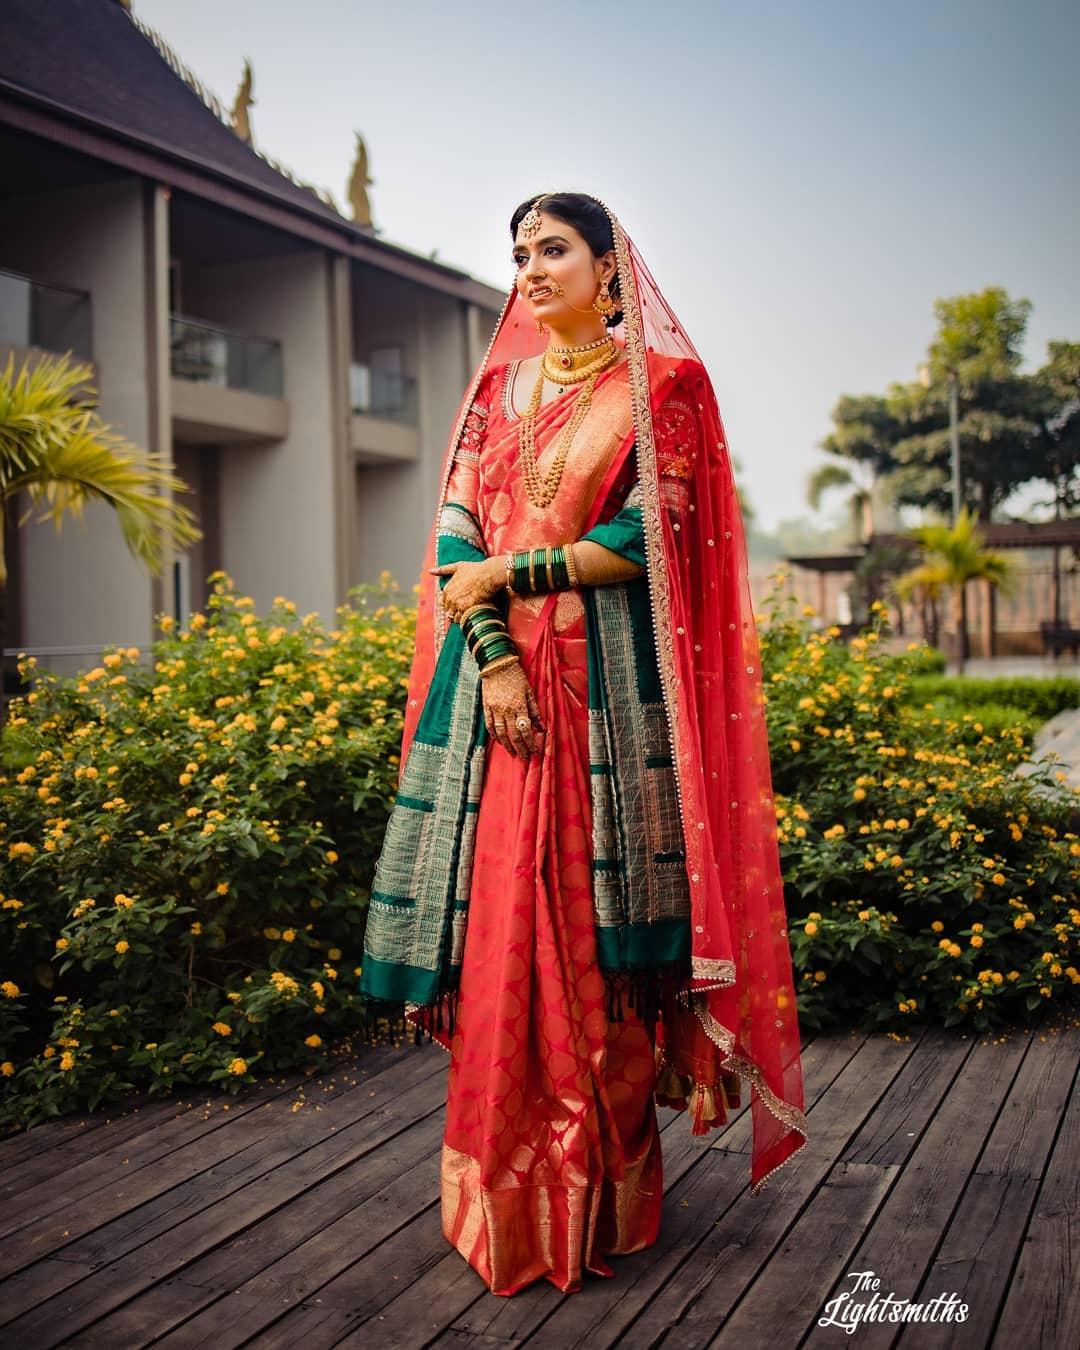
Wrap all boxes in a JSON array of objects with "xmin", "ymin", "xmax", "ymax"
[
  {"xmin": 465, "ymin": 620, "xmax": 508, "ymax": 655},
  {"xmin": 475, "ymin": 636, "xmax": 517, "ymax": 670}
]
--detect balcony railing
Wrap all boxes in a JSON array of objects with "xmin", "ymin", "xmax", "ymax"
[
  {"xmin": 170, "ymin": 316, "xmax": 283, "ymax": 397},
  {"xmin": 0, "ymin": 268, "xmax": 92, "ymax": 358},
  {"xmin": 350, "ymin": 362, "xmax": 418, "ymax": 424}
]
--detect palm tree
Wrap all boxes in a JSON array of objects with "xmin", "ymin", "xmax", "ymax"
[
  {"xmin": 806, "ymin": 463, "xmax": 872, "ymax": 547},
  {"xmin": 899, "ymin": 508, "xmax": 1014, "ymax": 674},
  {"xmin": 893, "ymin": 559, "xmax": 948, "ymax": 650},
  {"xmin": 0, "ymin": 352, "xmax": 201, "ymax": 720}
]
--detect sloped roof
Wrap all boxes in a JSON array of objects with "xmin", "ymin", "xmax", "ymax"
[{"xmin": 0, "ymin": 0, "xmax": 354, "ymax": 230}]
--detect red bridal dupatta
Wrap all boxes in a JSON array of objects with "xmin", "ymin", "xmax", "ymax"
[{"xmin": 362, "ymin": 204, "xmax": 808, "ymax": 1208}]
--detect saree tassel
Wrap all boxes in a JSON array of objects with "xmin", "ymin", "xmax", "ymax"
[
  {"xmin": 688, "ymin": 1082, "xmax": 720, "ymax": 1136},
  {"xmin": 603, "ymin": 970, "xmax": 626, "ymax": 1023},
  {"xmin": 446, "ymin": 988, "xmax": 457, "ymax": 1037},
  {"xmin": 654, "ymin": 1058, "xmax": 683, "ymax": 1101}
]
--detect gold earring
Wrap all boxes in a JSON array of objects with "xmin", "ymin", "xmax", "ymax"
[{"xmin": 593, "ymin": 281, "xmax": 617, "ymax": 321}]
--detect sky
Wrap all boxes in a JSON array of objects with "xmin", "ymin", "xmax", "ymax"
[{"xmin": 131, "ymin": 0, "xmax": 1078, "ymax": 532}]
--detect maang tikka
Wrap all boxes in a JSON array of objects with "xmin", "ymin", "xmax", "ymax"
[{"xmin": 519, "ymin": 197, "xmax": 544, "ymax": 238}]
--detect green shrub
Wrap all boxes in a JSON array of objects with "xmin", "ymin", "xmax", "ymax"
[
  {"xmin": 904, "ymin": 701, "xmax": 1043, "ymax": 750},
  {"xmin": 0, "ymin": 573, "xmax": 414, "ymax": 1128},
  {"xmin": 761, "ymin": 587, "xmax": 1080, "ymax": 1035},
  {"xmin": 907, "ymin": 674, "xmax": 1080, "ymax": 722}
]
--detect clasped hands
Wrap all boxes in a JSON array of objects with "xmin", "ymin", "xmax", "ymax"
[{"xmin": 428, "ymin": 557, "xmax": 544, "ymax": 760}]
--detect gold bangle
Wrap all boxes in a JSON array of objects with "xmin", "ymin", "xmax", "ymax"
[
  {"xmin": 504, "ymin": 553, "xmax": 516, "ymax": 596},
  {"xmin": 545, "ymin": 548, "xmax": 555, "ymax": 590},
  {"xmin": 564, "ymin": 541, "xmax": 579, "ymax": 587},
  {"xmin": 477, "ymin": 652, "xmax": 519, "ymax": 679}
]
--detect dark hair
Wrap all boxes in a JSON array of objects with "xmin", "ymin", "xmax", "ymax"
[{"xmin": 510, "ymin": 192, "xmax": 623, "ymax": 328}]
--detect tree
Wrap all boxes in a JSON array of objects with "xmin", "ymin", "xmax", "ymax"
[
  {"xmin": 898, "ymin": 508, "xmax": 1014, "ymax": 674},
  {"xmin": 0, "ymin": 353, "xmax": 201, "ymax": 719},
  {"xmin": 889, "ymin": 288, "xmax": 1052, "ymax": 521}
]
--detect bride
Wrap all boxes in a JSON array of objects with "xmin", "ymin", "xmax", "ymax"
[{"xmin": 358, "ymin": 192, "xmax": 808, "ymax": 1296}]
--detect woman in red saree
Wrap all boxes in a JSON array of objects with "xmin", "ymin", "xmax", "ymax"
[{"xmin": 358, "ymin": 193, "xmax": 808, "ymax": 1296}]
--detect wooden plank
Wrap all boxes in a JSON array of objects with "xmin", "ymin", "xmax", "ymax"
[
  {"xmin": 894, "ymin": 1027, "xmax": 1079, "ymax": 1349},
  {"xmin": 0, "ymin": 1075, "xmax": 304, "ymax": 1238},
  {"xmin": 61, "ymin": 1109, "xmax": 448, "ymax": 1350},
  {"xmin": 0, "ymin": 1042, "xmax": 406, "ymax": 1197},
  {"xmin": 533, "ymin": 1033, "xmax": 912, "ymax": 1350},
  {"xmin": 1, "ymin": 1064, "xmax": 447, "ymax": 1346},
  {"xmin": 0, "ymin": 1047, "xmax": 445, "ymax": 1320},
  {"xmin": 0, "ymin": 1096, "xmax": 185, "ymax": 1176},
  {"xmin": 383, "ymin": 1033, "xmax": 864, "ymax": 1349},
  {"xmin": 114, "ymin": 1116, "xmax": 449, "ymax": 1347},
  {"xmin": 798, "ymin": 1029, "xmax": 1034, "ymax": 1350},
  {"xmin": 992, "ymin": 1031, "xmax": 1080, "ymax": 1350}
]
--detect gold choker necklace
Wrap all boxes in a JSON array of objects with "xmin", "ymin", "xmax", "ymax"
[{"xmin": 540, "ymin": 336, "xmax": 617, "ymax": 383}]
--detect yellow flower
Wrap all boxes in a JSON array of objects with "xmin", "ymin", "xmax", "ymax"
[
  {"xmin": 857, "ymin": 910, "xmax": 871, "ymax": 922},
  {"xmin": 1, "ymin": 1061, "xmax": 14, "ymax": 1077},
  {"xmin": 115, "ymin": 940, "xmax": 130, "ymax": 954},
  {"xmin": 216, "ymin": 882, "xmax": 229, "ymax": 895},
  {"xmin": 931, "ymin": 920, "xmax": 944, "ymax": 933},
  {"xmin": 970, "ymin": 935, "xmax": 984, "ymax": 948},
  {"xmin": 823, "ymin": 824, "xmax": 845, "ymax": 840},
  {"xmin": 804, "ymin": 921, "xmax": 819, "ymax": 936},
  {"xmin": 228, "ymin": 1057, "xmax": 248, "ymax": 1075},
  {"xmin": 263, "ymin": 926, "xmax": 281, "ymax": 940},
  {"xmin": 282, "ymin": 929, "xmax": 296, "ymax": 943},
  {"xmin": 304, "ymin": 1034, "xmax": 322, "ymax": 1048},
  {"xmin": 190, "ymin": 921, "xmax": 203, "ymax": 935},
  {"xmin": 328, "ymin": 948, "xmax": 342, "ymax": 961},
  {"xmin": 325, "ymin": 850, "xmax": 339, "ymax": 864},
  {"xmin": 178, "ymin": 773, "xmax": 193, "ymax": 786},
  {"xmin": 1, "ymin": 981, "xmax": 21, "ymax": 999},
  {"xmin": 813, "ymin": 970, "xmax": 827, "ymax": 983},
  {"xmin": 991, "ymin": 873, "xmax": 1006, "ymax": 886},
  {"xmin": 789, "ymin": 740, "xmax": 801, "ymax": 753},
  {"xmin": 114, "ymin": 893, "xmax": 135, "ymax": 909},
  {"xmin": 852, "ymin": 787, "xmax": 866, "ymax": 801},
  {"xmin": 212, "ymin": 1021, "xmax": 232, "ymax": 1036},
  {"xmin": 55, "ymin": 937, "xmax": 70, "ymax": 951},
  {"xmin": 59, "ymin": 1051, "xmax": 76, "ymax": 1071}
]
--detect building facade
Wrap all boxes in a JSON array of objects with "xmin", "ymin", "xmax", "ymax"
[{"xmin": 0, "ymin": 0, "xmax": 504, "ymax": 677}]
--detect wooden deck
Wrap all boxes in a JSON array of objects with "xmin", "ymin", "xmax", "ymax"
[{"xmin": 0, "ymin": 1022, "xmax": 1077, "ymax": 1349}]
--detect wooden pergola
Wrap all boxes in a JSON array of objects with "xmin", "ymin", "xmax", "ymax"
[{"xmin": 786, "ymin": 519, "xmax": 1080, "ymax": 655}]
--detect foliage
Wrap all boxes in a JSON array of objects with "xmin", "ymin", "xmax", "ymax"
[
  {"xmin": 815, "ymin": 288, "xmax": 1080, "ymax": 525},
  {"xmin": 0, "ymin": 351, "xmax": 200, "ymax": 588},
  {"xmin": 895, "ymin": 508, "xmax": 1015, "ymax": 671},
  {"xmin": 906, "ymin": 674, "xmax": 1080, "ymax": 724},
  {"xmin": 0, "ymin": 573, "xmax": 414, "ymax": 1129},
  {"xmin": 760, "ymin": 582, "xmax": 1080, "ymax": 1036},
  {"xmin": 3, "ymin": 571, "xmax": 1079, "ymax": 1126}
]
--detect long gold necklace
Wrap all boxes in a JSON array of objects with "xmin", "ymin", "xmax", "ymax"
[{"xmin": 518, "ymin": 340, "xmax": 620, "ymax": 508}]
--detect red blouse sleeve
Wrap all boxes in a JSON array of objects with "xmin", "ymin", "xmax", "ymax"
[{"xmin": 653, "ymin": 387, "xmax": 699, "ymax": 517}]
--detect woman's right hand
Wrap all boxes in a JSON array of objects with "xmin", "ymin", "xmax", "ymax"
[{"xmin": 481, "ymin": 659, "xmax": 545, "ymax": 759}]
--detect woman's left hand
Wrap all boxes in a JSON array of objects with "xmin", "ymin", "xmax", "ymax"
[{"xmin": 429, "ymin": 558, "xmax": 503, "ymax": 622}]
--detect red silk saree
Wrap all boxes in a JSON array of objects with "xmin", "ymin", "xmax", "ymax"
[{"xmin": 359, "ymin": 203, "xmax": 808, "ymax": 1296}]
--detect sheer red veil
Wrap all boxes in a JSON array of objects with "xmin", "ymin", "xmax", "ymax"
[{"xmin": 396, "ymin": 197, "xmax": 807, "ymax": 1195}]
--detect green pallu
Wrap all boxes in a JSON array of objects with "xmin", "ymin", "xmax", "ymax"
[{"xmin": 356, "ymin": 486, "xmax": 693, "ymax": 1046}]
